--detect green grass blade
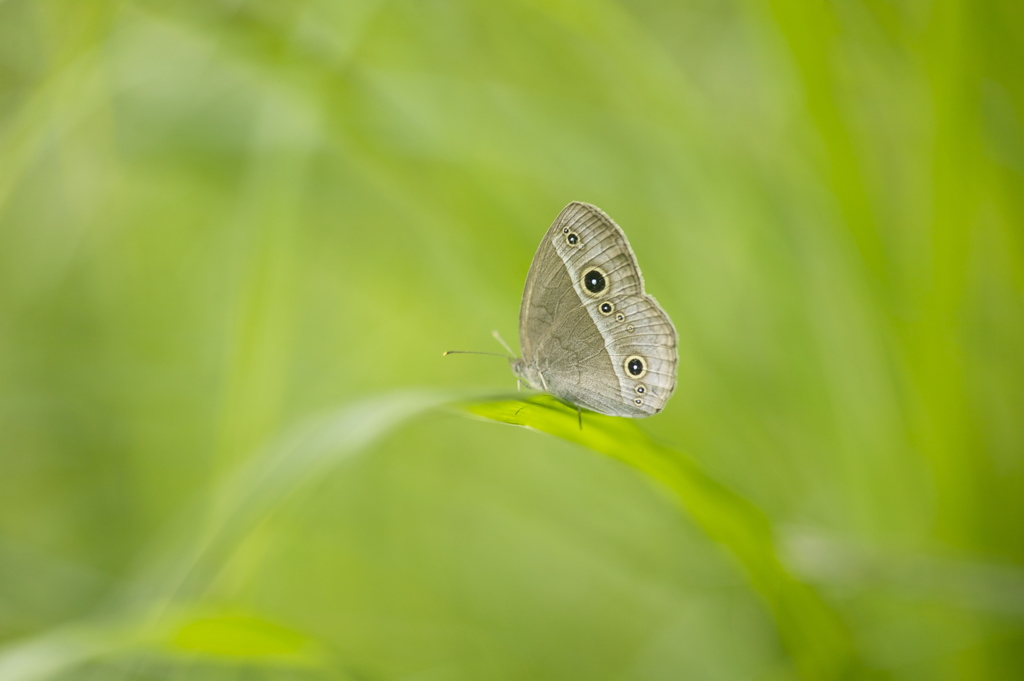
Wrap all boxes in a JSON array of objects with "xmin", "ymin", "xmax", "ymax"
[{"xmin": 456, "ymin": 393, "xmax": 862, "ymax": 679}]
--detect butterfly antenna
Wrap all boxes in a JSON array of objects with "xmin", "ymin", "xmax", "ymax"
[
  {"xmin": 491, "ymin": 330, "xmax": 515, "ymax": 357},
  {"xmin": 442, "ymin": 350, "xmax": 511, "ymax": 358}
]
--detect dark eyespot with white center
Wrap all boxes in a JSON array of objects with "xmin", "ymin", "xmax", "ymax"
[
  {"xmin": 626, "ymin": 324, "xmax": 635, "ymax": 333},
  {"xmin": 599, "ymin": 301, "xmax": 614, "ymax": 316},
  {"xmin": 615, "ymin": 313, "xmax": 625, "ymax": 322},
  {"xmin": 634, "ymin": 398, "xmax": 644, "ymax": 406},
  {"xmin": 581, "ymin": 268, "xmax": 607, "ymax": 296},
  {"xmin": 625, "ymin": 355, "xmax": 647, "ymax": 378},
  {"xmin": 635, "ymin": 385, "xmax": 646, "ymax": 395},
  {"xmin": 562, "ymin": 226, "xmax": 570, "ymax": 234},
  {"xmin": 566, "ymin": 232, "xmax": 579, "ymax": 246}
]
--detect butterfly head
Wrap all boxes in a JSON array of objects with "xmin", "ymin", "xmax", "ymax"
[{"xmin": 510, "ymin": 357, "xmax": 543, "ymax": 392}]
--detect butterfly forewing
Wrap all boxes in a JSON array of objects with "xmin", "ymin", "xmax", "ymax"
[{"xmin": 517, "ymin": 202, "xmax": 677, "ymax": 417}]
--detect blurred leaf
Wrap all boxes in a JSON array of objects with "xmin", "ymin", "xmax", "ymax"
[
  {"xmin": 0, "ymin": 626, "xmax": 128, "ymax": 681},
  {"xmin": 162, "ymin": 611, "xmax": 323, "ymax": 664}
]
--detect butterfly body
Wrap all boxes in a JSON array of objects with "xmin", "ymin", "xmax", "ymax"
[{"xmin": 512, "ymin": 202, "xmax": 677, "ymax": 418}]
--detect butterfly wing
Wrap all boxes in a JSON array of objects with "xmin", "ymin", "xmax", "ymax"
[{"xmin": 518, "ymin": 202, "xmax": 677, "ymax": 417}]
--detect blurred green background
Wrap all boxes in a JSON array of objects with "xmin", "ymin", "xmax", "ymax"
[{"xmin": 2, "ymin": 0, "xmax": 1023, "ymax": 679}]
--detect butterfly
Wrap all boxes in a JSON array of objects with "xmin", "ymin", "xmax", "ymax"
[{"xmin": 449, "ymin": 202, "xmax": 677, "ymax": 418}]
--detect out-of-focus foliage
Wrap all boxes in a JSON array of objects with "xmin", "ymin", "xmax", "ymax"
[{"xmin": 1, "ymin": 0, "xmax": 1023, "ymax": 679}]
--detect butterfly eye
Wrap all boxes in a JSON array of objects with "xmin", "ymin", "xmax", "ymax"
[
  {"xmin": 625, "ymin": 355, "xmax": 647, "ymax": 378},
  {"xmin": 581, "ymin": 268, "xmax": 607, "ymax": 296},
  {"xmin": 566, "ymin": 232, "xmax": 579, "ymax": 246},
  {"xmin": 598, "ymin": 301, "xmax": 614, "ymax": 316}
]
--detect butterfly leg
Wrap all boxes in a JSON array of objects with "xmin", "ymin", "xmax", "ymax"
[
  {"xmin": 538, "ymin": 372, "xmax": 550, "ymax": 392},
  {"xmin": 576, "ymin": 405, "xmax": 583, "ymax": 431}
]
